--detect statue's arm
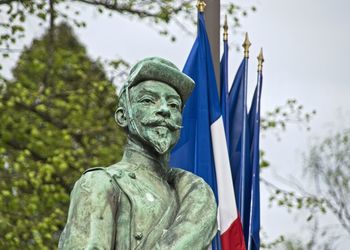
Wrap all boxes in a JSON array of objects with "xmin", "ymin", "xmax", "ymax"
[
  {"xmin": 58, "ymin": 170, "xmax": 118, "ymax": 250},
  {"xmin": 156, "ymin": 171, "xmax": 218, "ymax": 250}
]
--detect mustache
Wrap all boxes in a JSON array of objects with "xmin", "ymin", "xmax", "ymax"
[{"xmin": 141, "ymin": 116, "xmax": 182, "ymax": 131}]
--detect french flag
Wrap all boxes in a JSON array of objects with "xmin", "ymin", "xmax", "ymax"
[{"xmin": 170, "ymin": 12, "xmax": 246, "ymax": 250}]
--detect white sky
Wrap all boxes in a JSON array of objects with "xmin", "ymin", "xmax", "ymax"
[
  {"xmin": 2, "ymin": 0, "xmax": 350, "ymax": 248},
  {"xmin": 236, "ymin": 0, "xmax": 350, "ymax": 248}
]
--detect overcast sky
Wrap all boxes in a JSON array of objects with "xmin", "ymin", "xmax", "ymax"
[
  {"xmin": 2, "ymin": 0, "xmax": 350, "ymax": 248},
  {"xmin": 236, "ymin": 0, "xmax": 350, "ymax": 248}
]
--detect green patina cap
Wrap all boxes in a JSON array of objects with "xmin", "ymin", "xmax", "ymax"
[{"xmin": 123, "ymin": 57, "xmax": 195, "ymax": 103}]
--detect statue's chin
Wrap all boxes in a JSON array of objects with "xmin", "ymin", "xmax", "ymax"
[{"xmin": 146, "ymin": 126, "xmax": 175, "ymax": 155}]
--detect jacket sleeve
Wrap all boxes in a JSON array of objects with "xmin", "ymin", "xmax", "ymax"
[
  {"xmin": 58, "ymin": 170, "xmax": 119, "ymax": 250},
  {"xmin": 155, "ymin": 170, "xmax": 218, "ymax": 250}
]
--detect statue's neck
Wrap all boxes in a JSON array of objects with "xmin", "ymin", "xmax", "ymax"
[{"xmin": 121, "ymin": 137, "xmax": 170, "ymax": 177}]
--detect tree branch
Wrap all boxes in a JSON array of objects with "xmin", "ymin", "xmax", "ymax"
[
  {"xmin": 76, "ymin": 0, "xmax": 192, "ymax": 20},
  {"xmin": 77, "ymin": 0, "xmax": 161, "ymax": 18},
  {"xmin": 0, "ymin": 0, "xmax": 16, "ymax": 4}
]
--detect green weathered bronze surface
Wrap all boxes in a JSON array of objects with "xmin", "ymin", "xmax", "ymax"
[{"xmin": 58, "ymin": 57, "xmax": 217, "ymax": 250}]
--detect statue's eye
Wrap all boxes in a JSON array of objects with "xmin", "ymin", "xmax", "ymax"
[
  {"xmin": 140, "ymin": 98, "xmax": 154, "ymax": 104},
  {"xmin": 168, "ymin": 102, "xmax": 180, "ymax": 110}
]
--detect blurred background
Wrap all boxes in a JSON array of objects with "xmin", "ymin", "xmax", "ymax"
[{"xmin": 0, "ymin": 0, "xmax": 349, "ymax": 249}]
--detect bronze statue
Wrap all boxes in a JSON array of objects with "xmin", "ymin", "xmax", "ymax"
[{"xmin": 58, "ymin": 57, "xmax": 217, "ymax": 250}]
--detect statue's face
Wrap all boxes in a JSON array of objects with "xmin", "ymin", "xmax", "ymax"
[{"xmin": 128, "ymin": 80, "xmax": 182, "ymax": 154}]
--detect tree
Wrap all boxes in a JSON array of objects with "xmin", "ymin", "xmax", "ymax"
[
  {"xmin": 0, "ymin": 0, "xmax": 255, "ymax": 60},
  {"xmin": 0, "ymin": 23, "xmax": 125, "ymax": 249},
  {"xmin": 3, "ymin": 1, "xmax": 323, "ymax": 249},
  {"xmin": 0, "ymin": 1, "xmax": 257, "ymax": 249},
  {"xmin": 261, "ymin": 127, "xmax": 350, "ymax": 249},
  {"xmin": 262, "ymin": 219, "xmax": 340, "ymax": 250},
  {"xmin": 304, "ymin": 129, "xmax": 350, "ymax": 236}
]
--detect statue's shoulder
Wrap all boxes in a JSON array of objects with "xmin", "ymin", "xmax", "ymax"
[
  {"xmin": 74, "ymin": 163, "xmax": 129, "ymax": 193},
  {"xmin": 80, "ymin": 162, "xmax": 138, "ymax": 191},
  {"xmin": 105, "ymin": 161, "xmax": 138, "ymax": 177},
  {"xmin": 169, "ymin": 168, "xmax": 214, "ymax": 195},
  {"xmin": 83, "ymin": 166, "xmax": 106, "ymax": 175},
  {"xmin": 80, "ymin": 166, "xmax": 109, "ymax": 181},
  {"xmin": 72, "ymin": 167, "xmax": 111, "ymax": 193},
  {"xmin": 171, "ymin": 168, "xmax": 206, "ymax": 183},
  {"xmin": 82, "ymin": 162, "xmax": 133, "ymax": 178}
]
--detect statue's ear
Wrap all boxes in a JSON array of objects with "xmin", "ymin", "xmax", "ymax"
[{"xmin": 115, "ymin": 107, "xmax": 128, "ymax": 128}]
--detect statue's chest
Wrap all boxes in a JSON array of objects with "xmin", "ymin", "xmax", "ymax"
[
  {"xmin": 110, "ymin": 166, "xmax": 178, "ymax": 248},
  {"xmin": 132, "ymin": 171, "xmax": 177, "ymax": 227}
]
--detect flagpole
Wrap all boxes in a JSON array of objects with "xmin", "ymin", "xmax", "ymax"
[
  {"xmin": 257, "ymin": 48, "xmax": 264, "ymax": 72},
  {"xmin": 247, "ymin": 48, "xmax": 264, "ymax": 250},
  {"xmin": 223, "ymin": 15, "xmax": 228, "ymax": 42},
  {"xmin": 240, "ymin": 32, "xmax": 251, "ymax": 226},
  {"xmin": 203, "ymin": 0, "xmax": 221, "ymax": 92}
]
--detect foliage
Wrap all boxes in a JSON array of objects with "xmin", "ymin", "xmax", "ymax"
[
  {"xmin": 261, "ymin": 99, "xmax": 316, "ymax": 137},
  {"xmin": 2, "ymin": 1, "xmax": 323, "ymax": 249},
  {"xmin": 0, "ymin": 23, "xmax": 125, "ymax": 249},
  {"xmin": 258, "ymin": 99, "xmax": 316, "ymax": 171},
  {"xmin": 305, "ymin": 129, "xmax": 350, "ymax": 234},
  {"xmin": 0, "ymin": 0, "xmax": 191, "ymax": 50},
  {"xmin": 261, "ymin": 129, "xmax": 350, "ymax": 248},
  {"xmin": 0, "ymin": 0, "xmax": 256, "ymax": 60},
  {"xmin": 264, "ymin": 218, "xmax": 341, "ymax": 250},
  {"xmin": 0, "ymin": 1, "xmax": 256, "ymax": 249}
]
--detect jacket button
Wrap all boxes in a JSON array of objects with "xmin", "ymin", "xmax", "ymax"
[
  {"xmin": 134, "ymin": 232, "xmax": 143, "ymax": 240},
  {"xmin": 128, "ymin": 172, "xmax": 136, "ymax": 179}
]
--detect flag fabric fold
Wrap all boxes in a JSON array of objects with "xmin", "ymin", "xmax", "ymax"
[
  {"xmin": 170, "ymin": 12, "xmax": 245, "ymax": 250},
  {"xmin": 227, "ymin": 59, "xmax": 250, "ymax": 222},
  {"xmin": 220, "ymin": 38, "xmax": 229, "ymax": 138},
  {"xmin": 226, "ymin": 56, "xmax": 257, "ymax": 246},
  {"xmin": 225, "ymin": 56, "xmax": 263, "ymax": 249},
  {"xmin": 247, "ymin": 72, "xmax": 263, "ymax": 250}
]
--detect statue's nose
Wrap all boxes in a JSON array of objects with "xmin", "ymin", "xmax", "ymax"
[{"xmin": 156, "ymin": 101, "xmax": 171, "ymax": 118}]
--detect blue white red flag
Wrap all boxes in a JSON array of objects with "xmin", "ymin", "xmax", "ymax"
[{"xmin": 170, "ymin": 12, "xmax": 245, "ymax": 250}]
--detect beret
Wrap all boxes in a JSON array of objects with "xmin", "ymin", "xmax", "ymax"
[{"xmin": 121, "ymin": 57, "xmax": 195, "ymax": 103}]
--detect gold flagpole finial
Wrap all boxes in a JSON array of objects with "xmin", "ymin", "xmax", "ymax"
[
  {"xmin": 223, "ymin": 15, "xmax": 228, "ymax": 41},
  {"xmin": 257, "ymin": 48, "xmax": 264, "ymax": 72},
  {"xmin": 196, "ymin": 0, "xmax": 206, "ymax": 12},
  {"xmin": 242, "ymin": 32, "xmax": 251, "ymax": 58}
]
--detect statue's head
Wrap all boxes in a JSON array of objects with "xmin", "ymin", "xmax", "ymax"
[{"xmin": 115, "ymin": 57, "xmax": 194, "ymax": 155}]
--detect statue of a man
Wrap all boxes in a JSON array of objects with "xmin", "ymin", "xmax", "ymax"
[{"xmin": 58, "ymin": 57, "xmax": 217, "ymax": 250}]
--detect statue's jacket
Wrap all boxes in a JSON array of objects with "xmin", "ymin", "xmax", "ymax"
[{"xmin": 58, "ymin": 162, "xmax": 218, "ymax": 250}]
